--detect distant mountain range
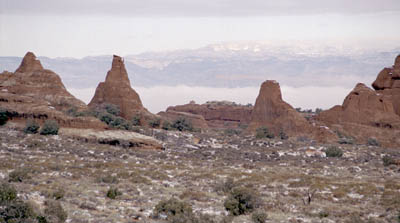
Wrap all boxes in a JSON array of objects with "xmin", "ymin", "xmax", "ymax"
[{"xmin": 1, "ymin": 42, "xmax": 399, "ymax": 89}]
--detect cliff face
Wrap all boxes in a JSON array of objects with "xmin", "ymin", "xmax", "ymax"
[
  {"xmin": 88, "ymin": 55, "xmax": 153, "ymax": 121},
  {"xmin": 164, "ymin": 101, "xmax": 252, "ymax": 128}
]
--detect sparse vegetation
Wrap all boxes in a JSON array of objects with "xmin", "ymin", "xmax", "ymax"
[
  {"xmin": 8, "ymin": 168, "xmax": 31, "ymax": 183},
  {"xmin": 131, "ymin": 114, "xmax": 141, "ymax": 126},
  {"xmin": 279, "ymin": 130, "xmax": 288, "ymax": 140},
  {"xmin": 325, "ymin": 146, "xmax": 343, "ymax": 158},
  {"xmin": 255, "ymin": 126, "xmax": 274, "ymax": 139},
  {"xmin": 106, "ymin": 187, "xmax": 122, "ymax": 199},
  {"xmin": 0, "ymin": 108, "xmax": 9, "ymax": 126},
  {"xmin": 148, "ymin": 118, "xmax": 161, "ymax": 128},
  {"xmin": 171, "ymin": 117, "xmax": 193, "ymax": 132},
  {"xmin": 0, "ymin": 182, "xmax": 17, "ymax": 203},
  {"xmin": 103, "ymin": 103, "xmax": 120, "ymax": 116},
  {"xmin": 23, "ymin": 119, "xmax": 40, "ymax": 134},
  {"xmin": 109, "ymin": 117, "xmax": 131, "ymax": 130},
  {"xmin": 153, "ymin": 198, "xmax": 193, "ymax": 220},
  {"xmin": 40, "ymin": 120, "xmax": 59, "ymax": 135},
  {"xmin": 251, "ymin": 210, "xmax": 268, "ymax": 223},
  {"xmin": 224, "ymin": 187, "xmax": 261, "ymax": 216},
  {"xmin": 367, "ymin": 138, "xmax": 380, "ymax": 147},
  {"xmin": 44, "ymin": 200, "xmax": 67, "ymax": 223},
  {"xmin": 382, "ymin": 155, "xmax": 396, "ymax": 167},
  {"xmin": 224, "ymin": 128, "xmax": 241, "ymax": 136},
  {"xmin": 162, "ymin": 121, "xmax": 172, "ymax": 130}
]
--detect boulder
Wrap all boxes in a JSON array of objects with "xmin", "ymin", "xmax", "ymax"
[{"xmin": 88, "ymin": 55, "xmax": 154, "ymax": 121}]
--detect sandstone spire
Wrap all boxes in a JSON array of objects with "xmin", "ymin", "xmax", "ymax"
[
  {"xmin": 89, "ymin": 55, "xmax": 152, "ymax": 120},
  {"xmin": 15, "ymin": 52, "xmax": 44, "ymax": 73}
]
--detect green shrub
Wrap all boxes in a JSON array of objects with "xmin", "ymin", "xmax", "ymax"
[
  {"xmin": 109, "ymin": 117, "xmax": 131, "ymax": 130},
  {"xmin": 8, "ymin": 168, "xmax": 31, "ymax": 183},
  {"xmin": 131, "ymin": 114, "xmax": 141, "ymax": 126},
  {"xmin": 153, "ymin": 198, "xmax": 193, "ymax": 220},
  {"xmin": 224, "ymin": 129, "xmax": 242, "ymax": 136},
  {"xmin": 98, "ymin": 112, "xmax": 115, "ymax": 125},
  {"xmin": 338, "ymin": 137, "xmax": 354, "ymax": 145},
  {"xmin": 103, "ymin": 103, "xmax": 120, "ymax": 116},
  {"xmin": 0, "ymin": 108, "xmax": 9, "ymax": 126},
  {"xmin": 0, "ymin": 199, "xmax": 37, "ymax": 222},
  {"xmin": 367, "ymin": 138, "xmax": 380, "ymax": 147},
  {"xmin": 279, "ymin": 131, "xmax": 288, "ymax": 140},
  {"xmin": 382, "ymin": 156, "xmax": 396, "ymax": 167},
  {"xmin": 0, "ymin": 182, "xmax": 17, "ymax": 203},
  {"xmin": 162, "ymin": 121, "xmax": 172, "ymax": 130},
  {"xmin": 44, "ymin": 200, "xmax": 67, "ymax": 223},
  {"xmin": 40, "ymin": 120, "xmax": 59, "ymax": 135},
  {"xmin": 215, "ymin": 177, "xmax": 236, "ymax": 194},
  {"xmin": 224, "ymin": 187, "xmax": 261, "ymax": 216},
  {"xmin": 251, "ymin": 210, "xmax": 268, "ymax": 223},
  {"xmin": 318, "ymin": 211, "xmax": 329, "ymax": 218},
  {"xmin": 51, "ymin": 188, "xmax": 65, "ymax": 200},
  {"xmin": 148, "ymin": 118, "xmax": 161, "ymax": 128},
  {"xmin": 23, "ymin": 119, "xmax": 40, "ymax": 134},
  {"xmin": 171, "ymin": 117, "xmax": 193, "ymax": 132},
  {"xmin": 98, "ymin": 175, "xmax": 119, "ymax": 184},
  {"xmin": 255, "ymin": 127, "xmax": 274, "ymax": 139},
  {"xmin": 325, "ymin": 146, "xmax": 343, "ymax": 158},
  {"xmin": 106, "ymin": 187, "xmax": 122, "ymax": 199}
]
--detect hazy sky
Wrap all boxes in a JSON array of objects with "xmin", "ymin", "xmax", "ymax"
[{"xmin": 1, "ymin": 0, "xmax": 400, "ymax": 57}]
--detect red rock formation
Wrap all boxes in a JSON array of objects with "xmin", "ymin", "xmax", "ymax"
[
  {"xmin": 157, "ymin": 110, "xmax": 209, "ymax": 129},
  {"xmin": 0, "ymin": 52, "xmax": 106, "ymax": 129},
  {"xmin": 372, "ymin": 55, "xmax": 400, "ymax": 115},
  {"xmin": 88, "ymin": 55, "xmax": 153, "ymax": 121},
  {"xmin": 316, "ymin": 82, "xmax": 400, "ymax": 146},
  {"xmin": 247, "ymin": 80, "xmax": 311, "ymax": 135},
  {"xmin": 165, "ymin": 101, "xmax": 252, "ymax": 128},
  {"xmin": 317, "ymin": 83, "xmax": 400, "ymax": 128}
]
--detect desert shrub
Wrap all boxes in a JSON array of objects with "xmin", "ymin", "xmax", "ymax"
[
  {"xmin": 224, "ymin": 187, "xmax": 261, "ymax": 216},
  {"xmin": 44, "ymin": 200, "xmax": 67, "ymax": 223},
  {"xmin": 153, "ymin": 198, "xmax": 193, "ymax": 220},
  {"xmin": 23, "ymin": 119, "xmax": 40, "ymax": 134},
  {"xmin": 220, "ymin": 215, "xmax": 234, "ymax": 223},
  {"xmin": 162, "ymin": 121, "xmax": 172, "ymax": 130},
  {"xmin": 224, "ymin": 129, "xmax": 241, "ymax": 136},
  {"xmin": 148, "ymin": 118, "xmax": 161, "ymax": 128},
  {"xmin": 279, "ymin": 130, "xmax": 288, "ymax": 140},
  {"xmin": 318, "ymin": 211, "xmax": 329, "ymax": 218},
  {"xmin": 338, "ymin": 137, "xmax": 354, "ymax": 145},
  {"xmin": 106, "ymin": 187, "xmax": 122, "ymax": 199},
  {"xmin": 98, "ymin": 175, "xmax": 119, "ymax": 184},
  {"xmin": 109, "ymin": 117, "xmax": 131, "ymax": 130},
  {"xmin": 255, "ymin": 127, "xmax": 274, "ymax": 139},
  {"xmin": 215, "ymin": 177, "xmax": 236, "ymax": 194},
  {"xmin": 251, "ymin": 210, "xmax": 268, "ymax": 223},
  {"xmin": 8, "ymin": 168, "xmax": 31, "ymax": 183},
  {"xmin": 51, "ymin": 188, "xmax": 65, "ymax": 200},
  {"xmin": 367, "ymin": 138, "xmax": 380, "ymax": 147},
  {"xmin": 171, "ymin": 117, "xmax": 193, "ymax": 132},
  {"xmin": 0, "ymin": 182, "xmax": 17, "ymax": 203},
  {"xmin": 103, "ymin": 103, "xmax": 120, "ymax": 116},
  {"xmin": 0, "ymin": 108, "xmax": 9, "ymax": 126},
  {"xmin": 382, "ymin": 155, "xmax": 396, "ymax": 167},
  {"xmin": 98, "ymin": 112, "xmax": 115, "ymax": 125},
  {"xmin": 0, "ymin": 199, "xmax": 37, "ymax": 223},
  {"xmin": 131, "ymin": 114, "xmax": 141, "ymax": 126},
  {"xmin": 325, "ymin": 146, "xmax": 343, "ymax": 158},
  {"xmin": 40, "ymin": 120, "xmax": 59, "ymax": 135}
]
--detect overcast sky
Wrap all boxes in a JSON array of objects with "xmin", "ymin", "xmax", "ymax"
[{"xmin": 1, "ymin": 0, "xmax": 400, "ymax": 57}]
